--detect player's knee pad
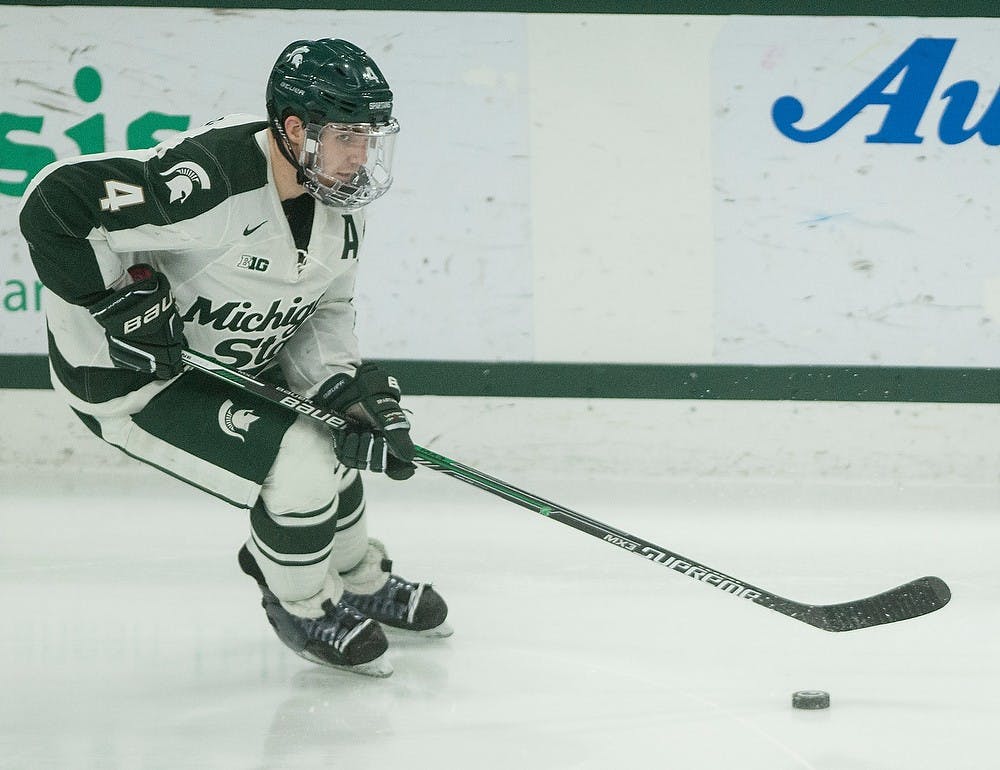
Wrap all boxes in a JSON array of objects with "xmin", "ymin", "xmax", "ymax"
[
  {"xmin": 244, "ymin": 532, "xmax": 340, "ymax": 603},
  {"xmin": 247, "ymin": 493, "xmax": 340, "ymax": 602},
  {"xmin": 260, "ymin": 415, "xmax": 339, "ymax": 515},
  {"xmin": 328, "ymin": 469, "xmax": 372, "ymax": 574}
]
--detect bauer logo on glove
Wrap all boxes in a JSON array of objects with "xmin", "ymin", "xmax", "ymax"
[
  {"xmin": 122, "ymin": 294, "xmax": 175, "ymax": 335},
  {"xmin": 88, "ymin": 263, "xmax": 187, "ymax": 380}
]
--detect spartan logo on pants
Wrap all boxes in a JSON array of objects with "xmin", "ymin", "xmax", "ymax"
[{"xmin": 218, "ymin": 399, "xmax": 260, "ymax": 442}]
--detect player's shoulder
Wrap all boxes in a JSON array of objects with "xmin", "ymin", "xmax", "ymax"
[
  {"xmin": 23, "ymin": 114, "xmax": 270, "ymax": 206},
  {"xmin": 178, "ymin": 113, "xmax": 269, "ymax": 156},
  {"xmin": 151, "ymin": 114, "xmax": 270, "ymax": 195},
  {"xmin": 21, "ymin": 114, "xmax": 272, "ymax": 232}
]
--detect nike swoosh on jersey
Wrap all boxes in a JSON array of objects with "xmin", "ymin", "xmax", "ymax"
[{"xmin": 243, "ymin": 221, "xmax": 267, "ymax": 236}]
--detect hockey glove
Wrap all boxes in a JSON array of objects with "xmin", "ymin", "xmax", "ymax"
[
  {"xmin": 315, "ymin": 363, "xmax": 416, "ymax": 481},
  {"xmin": 88, "ymin": 264, "xmax": 186, "ymax": 379}
]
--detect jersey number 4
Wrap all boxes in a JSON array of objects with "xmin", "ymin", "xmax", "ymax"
[{"xmin": 100, "ymin": 180, "xmax": 146, "ymax": 213}]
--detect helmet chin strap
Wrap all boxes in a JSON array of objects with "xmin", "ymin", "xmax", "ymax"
[{"xmin": 270, "ymin": 123, "xmax": 309, "ymax": 186}]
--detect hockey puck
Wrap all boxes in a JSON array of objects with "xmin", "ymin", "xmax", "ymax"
[{"xmin": 792, "ymin": 690, "xmax": 830, "ymax": 710}]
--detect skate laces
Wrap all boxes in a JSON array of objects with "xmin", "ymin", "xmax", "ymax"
[
  {"xmin": 347, "ymin": 575, "xmax": 423, "ymax": 624},
  {"xmin": 305, "ymin": 600, "xmax": 371, "ymax": 653}
]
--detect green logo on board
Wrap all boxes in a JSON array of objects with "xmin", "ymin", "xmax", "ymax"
[{"xmin": 1, "ymin": 66, "xmax": 192, "ymax": 197}]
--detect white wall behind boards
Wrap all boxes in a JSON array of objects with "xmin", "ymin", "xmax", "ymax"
[
  {"xmin": 527, "ymin": 15, "xmax": 722, "ymax": 363},
  {"xmin": 0, "ymin": 8, "xmax": 534, "ymax": 361},
  {"xmin": 2, "ymin": 9, "xmax": 999, "ymax": 368},
  {"xmin": 713, "ymin": 17, "xmax": 1000, "ymax": 367},
  {"xmin": 3, "ymin": 388, "xmax": 1000, "ymax": 489}
]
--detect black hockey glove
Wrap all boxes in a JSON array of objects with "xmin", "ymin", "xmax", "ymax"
[
  {"xmin": 315, "ymin": 363, "xmax": 416, "ymax": 481},
  {"xmin": 88, "ymin": 264, "xmax": 186, "ymax": 379}
]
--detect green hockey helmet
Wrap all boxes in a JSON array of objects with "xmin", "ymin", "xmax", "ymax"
[{"xmin": 266, "ymin": 39, "xmax": 399, "ymax": 210}]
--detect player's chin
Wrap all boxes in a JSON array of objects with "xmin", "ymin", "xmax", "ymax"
[
  {"xmin": 317, "ymin": 173, "xmax": 359, "ymax": 191},
  {"xmin": 321, "ymin": 171, "xmax": 355, "ymax": 182}
]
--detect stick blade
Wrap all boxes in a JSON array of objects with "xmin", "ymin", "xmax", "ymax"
[{"xmin": 808, "ymin": 576, "xmax": 951, "ymax": 632}]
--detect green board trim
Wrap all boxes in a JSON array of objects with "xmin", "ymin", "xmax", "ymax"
[
  {"xmin": 3, "ymin": 354, "xmax": 998, "ymax": 403},
  {"xmin": 2, "ymin": 1, "xmax": 999, "ymax": 15},
  {"xmin": 1, "ymin": 356, "xmax": 49, "ymax": 389}
]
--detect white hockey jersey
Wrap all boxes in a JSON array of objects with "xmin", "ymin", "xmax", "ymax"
[{"xmin": 19, "ymin": 115, "xmax": 365, "ymax": 417}]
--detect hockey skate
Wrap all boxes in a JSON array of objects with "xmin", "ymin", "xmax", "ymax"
[
  {"xmin": 339, "ymin": 539, "xmax": 452, "ymax": 638},
  {"xmin": 238, "ymin": 546, "xmax": 392, "ymax": 677}
]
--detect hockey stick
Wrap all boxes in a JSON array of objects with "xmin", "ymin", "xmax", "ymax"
[{"xmin": 180, "ymin": 348, "xmax": 951, "ymax": 632}]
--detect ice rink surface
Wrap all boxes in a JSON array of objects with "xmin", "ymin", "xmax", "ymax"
[{"xmin": 1, "ymin": 395, "xmax": 998, "ymax": 769}]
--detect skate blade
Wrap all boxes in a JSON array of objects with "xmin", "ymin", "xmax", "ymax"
[
  {"xmin": 385, "ymin": 620, "xmax": 453, "ymax": 639},
  {"xmin": 296, "ymin": 650, "xmax": 394, "ymax": 678}
]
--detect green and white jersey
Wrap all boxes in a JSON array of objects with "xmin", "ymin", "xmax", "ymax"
[{"xmin": 20, "ymin": 114, "xmax": 365, "ymax": 417}]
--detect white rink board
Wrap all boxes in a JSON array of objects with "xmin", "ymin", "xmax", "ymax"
[
  {"xmin": 712, "ymin": 17, "xmax": 1000, "ymax": 366},
  {"xmin": 3, "ymin": 388, "xmax": 999, "ymax": 489},
  {"xmin": 3, "ymin": 11, "xmax": 1000, "ymax": 367},
  {"xmin": 0, "ymin": 7, "xmax": 533, "ymax": 360}
]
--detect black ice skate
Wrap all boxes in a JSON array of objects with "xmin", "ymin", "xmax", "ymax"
[
  {"xmin": 238, "ymin": 546, "xmax": 392, "ymax": 677},
  {"xmin": 341, "ymin": 552, "xmax": 452, "ymax": 638}
]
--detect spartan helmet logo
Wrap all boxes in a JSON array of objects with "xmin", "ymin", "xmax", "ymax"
[
  {"xmin": 218, "ymin": 399, "xmax": 260, "ymax": 442},
  {"xmin": 160, "ymin": 161, "xmax": 212, "ymax": 204},
  {"xmin": 287, "ymin": 45, "xmax": 309, "ymax": 68}
]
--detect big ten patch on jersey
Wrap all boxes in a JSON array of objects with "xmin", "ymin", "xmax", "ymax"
[{"xmin": 237, "ymin": 254, "xmax": 271, "ymax": 273}]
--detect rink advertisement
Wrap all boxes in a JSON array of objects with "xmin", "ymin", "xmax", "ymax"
[
  {"xmin": 0, "ymin": 6, "xmax": 532, "ymax": 362},
  {"xmin": 2, "ymin": 9, "xmax": 1000, "ymax": 381},
  {"xmin": 712, "ymin": 17, "xmax": 1000, "ymax": 367}
]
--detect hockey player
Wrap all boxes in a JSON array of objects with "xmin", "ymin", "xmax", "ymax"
[{"xmin": 18, "ymin": 38, "xmax": 449, "ymax": 677}]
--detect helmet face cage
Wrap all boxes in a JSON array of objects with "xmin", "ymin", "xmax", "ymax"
[
  {"xmin": 299, "ymin": 120, "xmax": 399, "ymax": 210},
  {"xmin": 266, "ymin": 39, "xmax": 398, "ymax": 209}
]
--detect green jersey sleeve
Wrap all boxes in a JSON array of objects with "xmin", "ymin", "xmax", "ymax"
[{"xmin": 19, "ymin": 116, "xmax": 269, "ymax": 306}]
